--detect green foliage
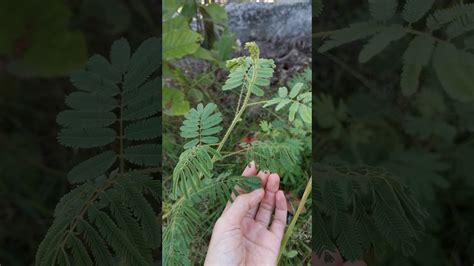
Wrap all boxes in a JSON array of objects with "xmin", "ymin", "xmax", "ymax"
[
  {"xmin": 35, "ymin": 38, "xmax": 161, "ymax": 265},
  {"xmin": 319, "ymin": 1, "xmax": 474, "ymax": 101},
  {"xmin": 163, "ymin": 42, "xmax": 312, "ymax": 265},
  {"xmin": 243, "ymin": 140, "xmax": 301, "ymax": 174},
  {"xmin": 264, "ymin": 83, "xmax": 312, "ymax": 123},
  {"xmin": 180, "ymin": 103, "xmax": 223, "ymax": 149},
  {"xmin": 162, "ymin": 1, "xmax": 237, "ymax": 116},
  {"xmin": 0, "ymin": 0, "xmax": 87, "ymax": 77},
  {"xmin": 401, "ymin": 36, "xmax": 435, "ymax": 96},
  {"xmin": 315, "ymin": 94, "xmax": 348, "ymax": 138},
  {"xmin": 313, "ymin": 0, "xmax": 323, "ymax": 17},
  {"xmin": 382, "ymin": 150, "xmax": 449, "ymax": 202},
  {"xmin": 163, "ymin": 87, "xmax": 191, "ymax": 116},
  {"xmin": 368, "ymin": 0, "xmax": 397, "ymax": 22},
  {"xmin": 402, "ymin": 0, "xmax": 434, "ymax": 23},
  {"xmin": 222, "ymin": 46, "xmax": 276, "ymax": 96},
  {"xmin": 314, "ymin": 164, "xmax": 426, "ymax": 262},
  {"xmin": 316, "ymin": 0, "xmax": 474, "ymax": 264},
  {"xmin": 163, "ymin": 28, "xmax": 201, "ymax": 60},
  {"xmin": 172, "ymin": 145, "xmax": 222, "ymax": 197},
  {"xmin": 164, "ymin": 173, "xmax": 260, "ymax": 266}
]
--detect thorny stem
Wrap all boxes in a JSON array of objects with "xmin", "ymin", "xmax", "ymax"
[{"xmin": 277, "ymin": 177, "xmax": 312, "ymax": 263}]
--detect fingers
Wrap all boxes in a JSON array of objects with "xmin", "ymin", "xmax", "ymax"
[
  {"xmin": 270, "ymin": 190, "xmax": 287, "ymax": 240},
  {"xmin": 241, "ymin": 160, "xmax": 257, "ymax": 176},
  {"xmin": 231, "ymin": 161, "xmax": 258, "ymax": 200},
  {"xmin": 246, "ymin": 170, "xmax": 271, "ymax": 218},
  {"xmin": 221, "ymin": 188, "xmax": 264, "ymax": 224},
  {"xmin": 255, "ymin": 173, "xmax": 280, "ymax": 227}
]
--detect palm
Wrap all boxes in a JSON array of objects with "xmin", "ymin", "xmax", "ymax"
[
  {"xmin": 241, "ymin": 218, "xmax": 281, "ymax": 265},
  {"xmin": 205, "ymin": 162, "xmax": 288, "ymax": 266}
]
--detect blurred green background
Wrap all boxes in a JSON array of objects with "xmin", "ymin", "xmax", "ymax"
[{"xmin": 0, "ymin": 0, "xmax": 160, "ymax": 264}]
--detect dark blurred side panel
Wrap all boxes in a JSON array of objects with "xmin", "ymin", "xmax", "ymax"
[
  {"xmin": 0, "ymin": 0, "xmax": 161, "ymax": 264},
  {"xmin": 313, "ymin": 1, "xmax": 474, "ymax": 265}
]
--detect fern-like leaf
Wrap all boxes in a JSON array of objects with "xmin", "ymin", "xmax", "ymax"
[
  {"xmin": 37, "ymin": 37, "xmax": 161, "ymax": 265},
  {"xmin": 222, "ymin": 61, "xmax": 247, "ymax": 91},
  {"xmin": 382, "ymin": 149, "xmax": 449, "ymax": 202},
  {"xmin": 57, "ymin": 110, "xmax": 116, "ymax": 128},
  {"xmin": 180, "ymin": 103, "xmax": 223, "ymax": 149},
  {"xmin": 402, "ymin": 0, "xmax": 434, "ymax": 23},
  {"xmin": 426, "ymin": 3, "xmax": 474, "ymax": 30},
  {"xmin": 124, "ymin": 37, "xmax": 161, "ymax": 92},
  {"xmin": 446, "ymin": 12, "xmax": 474, "ymax": 38},
  {"xmin": 319, "ymin": 22, "xmax": 381, "ymax": 52},
  {"xmin": 123, "ymin": 91, "xmax": 160, "ymax": 121},
  {"xmin": 67, "ymin": 151, "xmax": 117, "ymax": 183},
  {"xmin": 172, "ymin": 145, "xmax": 222, "ymax": 197},
  {"xmin": 368, "ymin": 0, "xmax": 397, "ymax": 22},
  {"xmin": 245, "ymin": 140, "xmax": 301, "ymax": 174},
  {"xmin": 77, "ymin": 219, "xmax": 115, "ymax": 266},
  {"xmin": 163, "ymin": 202, "xmax": 200, "ymax": 266},
  {"xmin": 333, "ymin": 213, "xmax": 363, "ymax": 261},
  {"xmin": 124, "ymin": 116, "xmax": 161, "ymax": 140},
  {"xmin": 222, "ymin": 50, "xmax": 275, "ymax": 96},
  {"xmin": 358, "ymin": 25, "xmax": 406, "ymax": 63},
  {"xmin": 314, "ymin": 164, "xmax": 427, "ymax": 260},
  {"xmin": 401, "ymin": 35, "xmax": 435, "ymax": 96},
  {"xmin": 87, "ymin": 55, "xmax": 122, "ymax": 84},
  {"xmin": 118, "ymin": 180, "xmax": 161, "ymax": 248},
  {"xmin": 110, "ymin": 37, "xmax": 131, "ymax": 74},
  {"xmin": 432, "ymin": 42, "xmax": 474, "ymax": 102},
  {"xmin": 101, "ymin": 188, "xmax": 152, "ymax": 262},
  {"xmin": 164, "ymin": 174, "xmax": 261, "ymax": 265},
  {"xmin": 69, "ymin": 70, "xmax": 119, "ymax": 96},
  {"xmin": 65, "ymin": 91, "xmax": 117, "ymax": 112},
  {"xmin": 68, "ymin": 235, "xmax": 93, "ymax": 266},
  {"xmin": 264, "ymin": 83, "xmax": 312, "ymax": 124},
  {"xmin": 58, "ymin": 128, "xmax": 116, "ymax": 148},
  {"xmin": 124, "ymin": 144, "xmax": 161, "ymax": 166},
  {"xmin": 91, "ymin": 208, "xmax": 148, "ymax": 266}
]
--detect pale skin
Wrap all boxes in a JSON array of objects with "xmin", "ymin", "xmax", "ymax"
[{"xmin": 204, "ymin": 161, "xmax": 288, "ymax": 266}]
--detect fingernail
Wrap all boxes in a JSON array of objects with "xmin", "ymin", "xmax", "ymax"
[{"xmin": 248, "ymin": 160, "xmax": 255, "ymax": 168}]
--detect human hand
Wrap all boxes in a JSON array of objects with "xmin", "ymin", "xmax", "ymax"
[{"xmin": 204, "ymin": 161, "xmax": 288, "ymax": 266}]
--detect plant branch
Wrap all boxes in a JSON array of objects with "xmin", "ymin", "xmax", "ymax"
[
  {"xmin": 215, "ymin": 58, "xmax": 259, "ymax": 155},
  {"xmin": 221, "ymin": 149, "xmax": 248, "ymax": 159},
  {"xmin": 247, "ymin": 100, "xmax": 267, "ymax": 106},
  {"xmin": 119, "ymin": 88, "xmax": 124, "ymax": 174},
  {"xmin": 277, "ymin": 176, "xmax": 312, "ymax": 263}
]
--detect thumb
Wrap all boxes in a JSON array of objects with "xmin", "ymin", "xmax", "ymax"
[{"xmin": 222, "ymin": 188, "xmax": 264, "ymax": 223}]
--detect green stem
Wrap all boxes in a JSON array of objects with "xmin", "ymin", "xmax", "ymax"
[
  {"xmin": 277, "ymin": 177, "xmax": 312, "ymax": 264},
  {"xmin": 221, "ymin": 149, "xmax": 248, "ymax": 159},
  {"xmin": 247, "ymin": 100, "xmax": 268, "ymax": 107},
  {"xmin": 215, "ymin": 58, "xmax": 259, "ymax": 155},
  {"xmin": 119, "ymin": 89, "xmax": 124, "ymax": 174},
  {"xmin": 403, "ymin": 27, "xmax": 447, "ymax": 44}
]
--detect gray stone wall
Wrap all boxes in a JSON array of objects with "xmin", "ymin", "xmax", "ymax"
[{"xmin": 225, "ymin": 2, "xmax": 311, "ymax": 52}]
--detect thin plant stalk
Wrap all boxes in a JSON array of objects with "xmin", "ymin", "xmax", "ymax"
[{"xmin": 277, "ymin": 176, "xmax": 312, "ymax": 264}]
